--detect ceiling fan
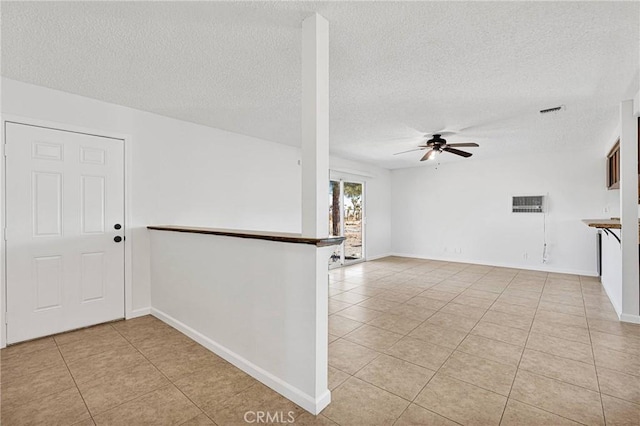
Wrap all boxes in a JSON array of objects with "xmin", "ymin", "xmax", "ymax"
[{"xmin": 394, "ymin": 134, "xmax": 479, "ymax": 161}]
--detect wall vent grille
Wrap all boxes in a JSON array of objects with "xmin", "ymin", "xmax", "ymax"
[{"xmin": 512, "ymin": 196, "xmax": 544, "ymax": 213}]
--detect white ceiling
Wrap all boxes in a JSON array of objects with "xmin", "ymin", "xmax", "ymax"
[{"xmin": 2, "ymin": 1, "xmax": 638, "ymax": 169}]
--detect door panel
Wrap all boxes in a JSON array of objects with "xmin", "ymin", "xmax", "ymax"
[{"xmin": 6, "ymin": 123, "xmax": 125, "ymax": 343}]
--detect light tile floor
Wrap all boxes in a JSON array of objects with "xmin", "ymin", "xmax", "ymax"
[{"xmin": 2, "ymin": 256, "xmax": 639, "ymax": 425}]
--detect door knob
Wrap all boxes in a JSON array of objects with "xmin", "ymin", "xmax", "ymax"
[
  {"xmin": 114, "ymin": 236, "xmax": 123, "ymax": 243},
  {"xmin": 114, "ymin": 224, "xmax": 122, "ymax": 230}
]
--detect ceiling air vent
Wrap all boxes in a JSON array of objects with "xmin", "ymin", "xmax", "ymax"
[
  {"xmin": 512, "ymin": 196, "xmax": 544, "ymax": 213},
  {"xmin": 540, "ymin": 105, "xmax": 565, "ymax": 114}
]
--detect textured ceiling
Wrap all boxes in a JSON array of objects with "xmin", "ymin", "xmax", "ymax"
[{"xmin": 2, "ymin": 1, "xmax": 638, "ymax": 169}]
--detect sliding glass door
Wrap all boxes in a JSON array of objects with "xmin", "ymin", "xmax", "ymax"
[{"xmin": 329, "ymin": 180, "xmax": 365, "ymax": 268}]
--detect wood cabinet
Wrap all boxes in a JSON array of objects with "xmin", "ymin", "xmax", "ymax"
[
  {"xmin": 607, "ymin": 118, "xmax": 640, "ymax": 202},
  {"xmin": 607, "ymin": 139, "xmax": 620, "ymax": 189}
]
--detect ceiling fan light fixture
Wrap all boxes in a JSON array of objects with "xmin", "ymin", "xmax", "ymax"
[{"xmin": 427, "ymin": 150, "xmax": 437, "ymax": 160}]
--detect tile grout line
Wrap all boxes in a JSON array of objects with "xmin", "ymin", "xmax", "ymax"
[
  {"xmin": 580, "ymin": 275, "xmax": 608, "ymax": 425},
  {"xmin": 52, "ymin": 327, "xmax": 102, "ymax": 425},
  {"xmin": 110, "ymin": 323, "xmax": 221, "ymax": 425},
  {"xmin": 497, "ymin": 272, "xmax": 545, "ymax": 425}
]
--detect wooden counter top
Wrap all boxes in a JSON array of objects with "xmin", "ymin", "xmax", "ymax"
[
  {"xmin": 582, "ymin": 219, "xmax": 622, "ymax": 229},
  {"xmin": 147, "ymin": 225, "xmax": 346, "ymax": 247}
]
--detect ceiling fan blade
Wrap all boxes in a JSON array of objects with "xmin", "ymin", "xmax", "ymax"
[
  {"xmin": 443, "ymin": 147, "xmax": 473, "ymax": 158},
  {"xmin": 420, "ymin": 149, "xmax": 436, "ymax": 162},
  {"xmin": 446, "ymin": 142, "xmax": 479, "ymax": 148},
  {"xmin": 393, "ymin": 147, "xmax": 426, "ymax": 155}
]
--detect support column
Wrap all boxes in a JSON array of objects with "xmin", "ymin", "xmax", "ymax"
[
  {"xmin": 301, "ymin": 13, "xmax": 329, "ymax": 238},
  {"xmin": 301, "ymin": 13, "xmax": 333, "ymax": 414},
  {"xmin": 619, "ymin": 99, "xmax": 640, "ymax": 323}
]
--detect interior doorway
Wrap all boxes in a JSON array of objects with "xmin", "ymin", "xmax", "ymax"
[{"xmin": 329, "ymin": 180, "xmax": 365, "ymax": 268}]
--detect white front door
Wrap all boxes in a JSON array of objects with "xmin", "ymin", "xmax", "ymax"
[{"xmin": 5, "ymin": 122, "xmax": 125, "ymax": 344}]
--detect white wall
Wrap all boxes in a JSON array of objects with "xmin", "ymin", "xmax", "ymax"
[
  {"xmin": 391, "ymin": 147, "xmax": 610, "ymax": 275},
  {"xmin": 1, "ymin": 78, "xmax": 392, "ymax": 312}
]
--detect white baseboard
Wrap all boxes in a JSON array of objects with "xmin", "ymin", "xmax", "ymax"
[
  {"xmin": 151, "ymin": 308, "xmax": 330, "ymax": 415},
  {"xmin": 127, "ymin": 307, "xmax": 151, "ymax": 319},
  {"xmin": 620, "ymin": 313, "xmax": 640, "ymax": 324},
  {"xmin": 366, "ymin": 253, "xmax": 393, "ymax": 261},
  {"xmin": 390, "ymin": 252, "xmax": 598, "ymax": 277}
]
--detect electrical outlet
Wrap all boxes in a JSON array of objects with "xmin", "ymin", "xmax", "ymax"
[
  {"xmin": 455, "ymin": 248, "xmax": 462, "ymax": 254},
  {"xmin": 603, "ymin": 206, "xmax": 610, "ymax": 214},
  {"xmin": 523, "ymin": 253, "xmax": 528, "ymax": 260}
]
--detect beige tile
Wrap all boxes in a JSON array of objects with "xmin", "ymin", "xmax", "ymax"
[
  {"xmin": 451, "ymin": 294, "xmax": 495, "ymax": 309},
  {"xmin": 347, "ymin": 286, "xmax": 387, "ymax": 297},
  {"xmin": 355, "ymin": 354, "xmax": 435, "ymax": 400},
  {"xmin": 471, "ymin": 321, "xmax": 529, "ymax": 347},
  {"xmin": 590, "ymin": 330, "xmax": 640, "ymax": 355},
  {"xmin": 414, "ymin": 373, "xmax": 506, "ymax": 425},
  {"xmin": 426, "ymin": 311, "xmax": 478, "ymax": 333},
  {"xmin": 519, "ymin": 349, "xmax": 599, "ymax": 391},
  {"xmin": 388, "ymin": 303, "xmax": 437, "ymax": 321},
  {"xmin": 1, "ymin": 346, "xmax": 66, "ymax": 382},
  {"xmin": 294, "ymin": 412, "xmax": 338, "ymax": 425},
  {"xmin": 206, "ymin": 382, "xmax": 304, "ymax": 425},
  {"xmin": 408, "ymin": 322, "xmax": 468, "ymax": 349},
  {"xmin": 328, "ymin": 366, "xmax": 350, "ymax": 390},
  {"xmin": 57, "ymin": 327, "xmax": 131, "ymax": 363},
  {"xmin": 588, "ymin": 318, "xmax": 640, "ymax": 338},
  {"xmin": 535, "ymin": 310, "xmax": 588, "ymax": 329},
  {"xmin": 1, "ymin": 364, "xmax": 75, "ymax": 410},
  {"xmin": 331, "ymin": 291, "xmax": 371, "ymax": 304},
  {"xmin": 538, "ymin": 300, "xmax": 586, "ymax": 317},
  {"xmin": 585, "ymin": 306, "xmax": 619, "ymax": 321},
  {"xmin": 322, "ymin": 377, "xmax": 409, "ymax": 426},
  {"xmin": 597, "ymin": 367, "xmax": 640, "ymax": 404},
  {"xmin": 440, "ymin": 302, "xmax": 486, "ymax": 319},
  {"xmin": 376, "ymin": 290, "xmax": 415, "ymax": 303},
  {"xmin": 174, "ymin": 361, "xmax": 257, "ymax": 409},
  {"xmin": 394, "ymin": 404, "xmax": 458, "ymax": 426},
  {"xmin": 0, "ymin": 336, "xmax": 56, "ymax": 359},
  {"xmin": 489, "ymin": 301, "xmax": 536, "ymax": 318},
  {"xmin": 540, "ymin": 293, "xmax": 584, "ymax": 308},
  {"xmin": 329, "ymin": 315, "xmax": 364, "ymax": 337},
  {"xmin": 78, "ymin": 360, "xmax": 170, "ymax": 415},
  {"xmin": 357, "ymin": 297, "xmax": 401, "ymax": 312},
  {"xmin": 462, "ymin": 289, "xmax": 500, "ymax": 301},
  {"xmin": 54, "ymin": 323, "xmax": 115, "ymax": 346},
  {"xmin": 501, "ymin": 399, "xmax": 581, "ymax": 425},
  {"xmin": 142, "ymin": 341, "xmax": 227, "ymax": 381},
  {"xmin": 328, "ymin": 334, "xmax": 339, "ymax": 344},
  {"xmin": 530, "ymin": 319, "xmax": 591, "ymax": 345},
  {"xmin": 510, "ymin": 370, "xmax": 604, "ymax": 426},
  {"xmin": 94, "ymin": 384, "xmax": 200, "ymax": 426},
  {"xmin": 419, "ymin": 289, "xmax": 459, "ymax": 302},
  {"xmin": 329, "ymin": 299, "xmax": 351, "ymax": 314},
  {"xmin": 482, "ymin": 310, "xmax": 533, "ymax": 331},
  {"xmin": 525, "ymin": 332, "xmax": 593, "ymax": 364},
  {"xmin": 334, "ymin": 305, "xmax": 384, "ymax": 323},
  {"xmin": 593, "ymin": 345, "xmax": 640, "ymax": 377},
  {"xmin": 385, "ymin": 337, "xmax": 453, "ymax": 370},
  {"xmin": 344, "ymin": 324, "xmax": 403, "ymax": 351},
  {"xmin": 457, "ymin": 334, "xmax": 523, "ymax": 366},
  {"xmin": 404, "ymin": 296, "xmax": 448, "ymax": 311},
  {"xmin": 366, "ymin": 313, "xmax": 423, "ymax": 335},
  {"xmin": 180, "ymin": 413, "xmax": 216, "ymax": 425},
  {"xmin": 438, "ymin": 351, "xmax": 516, "ymax": 396},
  {"xmin": 1, "ymin": 386, "xmax": 90, "ymax": 425},
  {"xmin": 66, "ymin": 343, "xmax": 148, "ymax": 384},
  {"xmin": 601, "ymin": 394, "xmax": 640, "ymax": 426},
  {"xmin": 329, "ymin": 339, "xmax": 379, "ymax": 375}
]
